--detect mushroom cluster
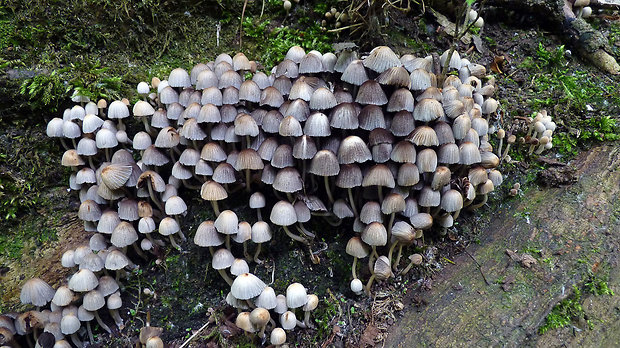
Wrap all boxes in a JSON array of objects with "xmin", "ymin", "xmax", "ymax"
[
  {"xmin": 524, "ymin": 109, "xmax": 555, "ymax": 155},
  {"xmin": 24, "ymin": 44, "xmax": 504, "ymax": 345}
]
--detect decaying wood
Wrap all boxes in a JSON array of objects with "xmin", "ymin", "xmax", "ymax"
[{"xmin": 428, "ymin": 0, "xmax": 620, "ymax": 74}]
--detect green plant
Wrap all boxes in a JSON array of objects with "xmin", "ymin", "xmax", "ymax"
[
  {"xmin": 584, "ymin": 272, "xmax": 614, "ymax": 296},
  {"xmin": 539, "ymin": 285, "xmax": 586, "ymax": 334}
]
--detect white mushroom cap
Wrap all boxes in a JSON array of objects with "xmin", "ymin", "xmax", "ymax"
[
  {"xmin": 20, "ymin": 278, "xmax": 55, "ymax": 307},
  {"xmin": 231, "ymin": 273, "xmax": 266, "ymax": 300},
  {"xmin": 285, "ymin": 283, "xmax": 308, "ymax": 309}
]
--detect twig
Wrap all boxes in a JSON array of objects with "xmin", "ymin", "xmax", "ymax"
[
  {"xmin": 463, "ymin": 248, "xmax": 490, "ymax": 285},
  {"xmin": 239, "ymin": 0, "xmax": 248, "ymax": 49},
  {"xmin": 178, "ymin": 321, "xmax": 212, "ymax": 348}
]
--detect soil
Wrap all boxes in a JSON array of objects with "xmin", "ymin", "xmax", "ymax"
[{"xmin": 0, "ymin": 2, "xmax": 619, "ymax": 348}]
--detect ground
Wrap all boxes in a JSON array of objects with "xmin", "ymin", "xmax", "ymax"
[{"xmin": 0, "ymin": 1, "xmax": 619, "ymax": 347}]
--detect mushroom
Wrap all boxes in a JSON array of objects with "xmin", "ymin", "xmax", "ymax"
[
  {"xmin": 302, "ymin": 294, "xmax": 318, "ymax": 328},
  {"xmin": 249, "ymin": 307, "xmax": 270, "ymax": 338},
  {"xmin": 270, "ymin": 327, "xmax": 287, "ymax": 347}
]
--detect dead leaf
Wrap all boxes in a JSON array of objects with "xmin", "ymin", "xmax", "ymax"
[
  {"xmin": 359, "ymin": 325, "xmax": 380, "ymax": 347},
  {"xmin": 521, "ymin": 254, "xmax": 537, "ymax": 268},
  {"xmin": 490, "ymin": 55, "xmax": 506, "ymax": 74},
  {"xmin": 501, "ymin": 274, "xmax": 516, "ymax": 292}
]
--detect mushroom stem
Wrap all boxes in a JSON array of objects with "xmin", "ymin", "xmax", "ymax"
[
  {"xmin": 210, "ymin": 200, "xmax": 221, "ymax": 217},
  {"xmin": 401, "ymin": 258, "xmax": 416, "ymax": 275},
  {"xmin": 253, "ymin": 243, "xmax": 264, "ymax": 264},
  {"xmin": 368, "ymin": 246, "xmax": 377, "ymax": 275},
  {"xmin": 365, "ymin": 274, "xmax": 376, "ymax": 295},
  {"xmin": 347, "ymin": 188, "xmax": 358, "ymax": 217},
  {"xmin": 132, "ymin": 242, "xmax": 149, "ymax": 260},
  {"xmin": 146, "ymin": 234, "xmax": 166, "ymax": 247},
  {"xmin": 243, "ymin": 241, "xmax": 251, "ymax": 261},
  {"xmin": 501, "ymin": 143, "xmax": 513, "ymax": 161},
  {"xmin": 59, "ymin": 138, "xmax": 71, "ymax": 151},
  {"xmin": 225, "ymin": 235, "xmax": 231, "ymax": 250},
  {"xmin": 351, "ymin": 257, "xmax": 358, "ymax": 279},
  {"xmin": 394, "ymin": 244, "xmax": 405, "ymax": 271},
  {"xmin": 88, "ymin": 156, "xmax": 97, "ymax": 170},
  {"xmin": 169, "ymin": 235, "xmax": 182, "ymax": 251},
  {"xmin": 256, "ymin": 208, "xmax": 262, "ymax": 221},
  {"xmin": 377, "ymin": 185, "xmax": 384, "ymax": 202},
  {"xmin": 296, "ymin": 223, "xmax": 315, "ymax": 238},
  {"xmin": 109, "ymin": 309, "xmax": 124, "ymax": 329},
  {"xmin": 245, "ymin": 169, "xmax": 252, "ymax": 192},
  {"xmin": 452, "ymin": 208, "xmax": 461, "ymax": 220},
  {"xmin": 535, "ymin": 143, "xmax": 547, "ymax": 154},
  {"xmin": 141, "ymin": 117, "xmax": 152, "ymax": 135},
  {"xmin": 387, "ymin": 241, "xmax": 399, "ymax": 266},
  {"xmin": 386, "ymin": 213, "xmax": 395, "ymax": 242},
  {"xmin": 70, "ymin": 333, "xmax": 83, "ymax": 348},
  {"xmin": 105, "ymin": 147, "xmax": 110, "ymax": 162},
  {"xmin": 282, "ymin": 225, "xmax": 308, "ymax": 244},
  {"xmin": 217, "ymin": 269, "xmax": 233, "ymax": 286},
  {"xmin": 497, "ymin": 137, "xmax": 504, "ymax": 158},
  {"xmin": 323, "ymin": 176, "xmax": 334, "ymax": 204},
  {"xmin": 146, "ymin": 182, "xmax": 165, "ymax": 212},
  {"xmin": 468, "ymin": 194, "xmax": 488, "ymax": 210},
  {"xmin": 303, "ymin": 311, "xmax": 315, "ymax": 329},
  {"xmin": 174, "ymin": 216, "xmax": 187, "ymax": 241},
  {"xmin": 286, "ymin": 192, "xmax": 294, "ymax": 203},
  {"xmin": 86, "ymin": 321, "xmax": 95, "ymax": 344}
]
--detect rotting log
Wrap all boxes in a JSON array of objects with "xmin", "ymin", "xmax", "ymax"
[
  {"xmin": 428, "ymin": 0, "xmax": 620, "ymax": 74},
  {"xmin": 384, "ymin": 145, "xmax": 620, "ymax": 346}
]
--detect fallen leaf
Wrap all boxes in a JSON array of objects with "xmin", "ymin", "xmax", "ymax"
[
  {"xmin": 505, "ymin": 249, "xmax": 520, "ymax": 262},
  {"xmin": 359, "ymin": 325, "xmax": 380, "ymax": 347},
  {"xmin": 490, "ymin": 55, "xmax": 506, "ymax": 74}
]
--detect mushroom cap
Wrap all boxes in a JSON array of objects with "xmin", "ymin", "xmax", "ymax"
[
  {"xmin": 212, "ymin": 248, "xmax": 234, "ymax": 270},
  {"xmin": 270, "ymin": 200, "xmax": 297, "ymax": 226},
  {"xmin": 363, "ymin": 46, "xmax": 401, "ymax": 73},
  {"xmin": 194, "ymin": 220, "xmax": 224, "ymax": 247},
  {"xmin": 346, "ymin": 236, "xmax": 370, "ymax": 258},
  {"xmin": 249, "ymin": 307, "xmax": 271, "ymax": 328},
  {"xmin": 20, "ymin": 278, "xmax": 55, "ymax": 307},
  {"xmin": 68, "ymin": 269, "xmax": 98, "ymax": 292},
  {"xmin": 303, "ymin": 294, "xmax": 319, "ymax": 311},
  {"xmin": 271, "ymin": 327, "xmax": 287, "ymax": 345},
  {"xmin": 361, "ymin": 222, "xmax": 388, "ymax": 246},
  {"xmin": 231, "ymin": 273, "xmax": 266, "ymax": 300},
  {"xmin": 255, "ymin": 286, "xmax": 277, "ymax": 310},
  {"xmin": 214, "ymin": 210, "xmax": 239, "ymax": 235},
  {"xmin": 280, "ymin": 311, "xmax": 297, "ymax": 330},
  {"xmin": 286, "ymin": 283, "xmax": 308, "ymax": 309},
  {"xmin": 230, "ymin": 258, "xmax": 250, "ymax": 276},
  {"xmin": 251, "ymin": 221, "xmax": 272, "ymax": 243},
  {"xmin": 60, "ymin": 313, "xmax": 80, "ymax": 335}
]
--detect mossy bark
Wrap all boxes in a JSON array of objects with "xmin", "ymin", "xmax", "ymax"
[{"xmin": 385, "ymin": 145, "xmax": 620, "ymax": 346}]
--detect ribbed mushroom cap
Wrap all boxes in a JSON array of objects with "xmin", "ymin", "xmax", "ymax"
[
  {"xmin": 488, "ymin": 169, "xmax": 503, "ymax": 187},
  {"xmin": 406, "ymin": 126, "xmax": 438, "ymax": 147},
  {"xmin": 107, "ymin": 292, "xmax": 122, "ymax": 311},
  {"xmin": 286, "ymin": 283, "xmax": 308, "ymax": 309},
  {"xmin": 329, "ymin": 103, "xmax": 359, "ymax": 130},
  {"xmin": 279, "ymin": 115, "xmax": 303, "ymax": 137},
  {"xmin": 252, "ymin": 71, "xmax": 271, "ymax": 89},
  {"xmin": 249, "ymin": 192, "xmax": 266, "ymax": 209},
  {"xmin": 410, "ymin": 68, "xmax": 432, "ymax": 91},
  {"xmin": 459, "ymin": 142, "xmax": 481, "ymax": 165},
  {"xmin": 338, "ymin": 136, "xmax": 371, "ymax": 164},
  {"xmin": 214, "ymin": 210, "xmax": 239, "ymax": 235},
  {"xmin": 61, "ymin": 149, "xmax": 85, "ymax": 167},
  {"xmin": 68, "ymin": 269, "xmax": 98, "ymax": 292},
  {"xmin": 292, "ymin": 135, "xmax": 317, "ymax": 160},
  {"xmin": 322, "ymin": 52, "xmax": 337, "ymax": 72},
  {"xmin": 304, "ymin": 112, "xmax": 331, "ymax": 137},
  {"xmin": 418, "ymin": 186, "xmax": 441, "ymax": 207},
  {"xmin": 96, "ymin": 210, "xmax": 120, "ymax": 234},
  {"xmin": 194, "ymin": 220, "xmax": 224, "ymax": 247},
  {"xmin": 200, "ymin": 142, "xmax": 227, "ymax": 163},
  {"xmin": 362, "ymin": 164, "xmax": 395, "ymax": 188},
  {"xmin": 387, "ymin": 88, "xmax": 415, "ymax": 112},
  {"xmin": 285, "ymin": 45, "xmax": 305, "ymax": 63},
  {"xmin": 260, "ymin": 140, "xmax": 284, "ymax": 163},
  {"xmin": 482, "ymin": 98, "xmax": 499, "ymax": 114},
  {"xmin": 256, "ymin": 286, "xmax": 278, "ymax": 310},
  {"xmin": 82, "ymin": 290, "xmax": 105, "ymax": 312},
  {"xmin": 272, "ymin": 76, "xmax": 293, "ymax": 96},
  {"xmin": 270, "ymin": 200, "xmax": 297, "ymax": 226},
  {"xmin": 480, "ymin": 151, "xmax": 500, "ymax": 169},
  {"xmin": 111, "ymin": 221, "xmax": 138, "ymax": 247},
  {"xmin": 361, "ymin": 222, "xmax": 388, "ymax": 246},
  {"xmin": 168, "ymin": 68, "xmax": 191, "ymax": 88},
  {"xmin": 299, "ymin": 52, "xmax": 323, "ymax": 74},
  {"xmin": 138, "ymin": 217, "xmax": 156, "ymax": 234},
  {"xmin": 62, "ymin": 120, "xmax": 81, "ymax": 139},
  {"xmin": 441, "ymin": 189, "xmax": 464, "ymax": 212},
  {"xmin": 47, "ymin": 117, "xmax": 64, "ymax": 137},
  {"xmin": 389, "ymin": 141, "xmax": 416, "ymax": 164},
  {"xmin": 82, "ymin": 114, "xmax": 104, "ymax": 134},
  {"xmin": 249, "ymin": 307, "xmax": 271, "ymax": 331},
  {"xmin": 101, "ymin": 164, "xmax": 132, "ymax": 190},
  {"xmin": 97, "ymin": 276, "xmax": 119, "ymax": 297},
  {"xmin": 310, "ymin": 87, "xmax": 337, "ymax": 110},
  {"xmin": 141, "ymin": 145, "xmax": 169, "ymax": 167},
  {"xmin": 396, "ymin": 163, "xmax": 420, "ymax": 187},
  {"xmin": 336, "ymin": 164, "xmax": 363, "ymax": 188},
  {"xmin": 234, "ymin": 149, "xmax": 263, "ymax": 172},
  {"xmin": 391, "ymin": 221, "xmax": 415, "ymax": 243},
  {"xmin": 260, "ymin": 87, "xmax": 284, "ymax": 107},
  {"xmin": 275, "ymin": 59, "xmax": 299, "ymax": 78},
  {"xmin": 132, "ymin": 132, "xmax": 152, "ymax": 151},
  {"xmin": 376, "ymin": 66, "xmax": 411, "ymax": 88},
  {"xmin": 359, "ymin": 105, "xmax": 386, "ymax": 130},
  {"xmin": 154, "ymin": 126, "xmax": 180, "ymax": 149},
  {"xmin": 333, "ymin": 199, "xmax": 354, "ymax": 219},
  {"xmin": 431, "ymin": 166, "xmax": 452, "ymax": 191},
  {"xmin": 390, "ymin": 111, "xmax": 415, "ymax": 137},
  {"xmin": 355, "ymin": 80, "xmax": 388, "ymax": 105},
  {"xmin": 280, "ymin": 311, "xmax": 297, "ymax": 330},
  {"xmin": 52, "ymin": 286, "xmax": 74, "ymax": 307},
  {"xmin": 261, "ymin": 110, "xmax": 283, "ymax": 134},
  {"xmin": 163, "ymin": 195, "xmax": 186, "ymax": 216},
  {"xmin": 416, "ymin": 148, "xmax": 438, "ymax": 173},
  {"xmin": 341, "ymin": 59, "xmax": 369, "ymax": 86},
  {"xmin": 107, "ymin": 100, "xmax": 130, "ymax": 120},
  {"xmin": 212, "ymin": 248, "xmax": 234, "ymax": 270},
  {"xmin": 309, "ymin": 150, "xmax": 339, "ymax": 176},
  {"xmin": 137, "ymin": 170, "xmax": 166, "ymax": 193},
  {"xmin": 478, "ymin": 179, "xmax": 495, "ymax": 195},
  {"xmin": 410, "ymin": 212, "xmax": 433, "ymax": 230},
  {"xmin": 76, "ymin": 138, "xmax": 97, "ymax": 157},
  {"xmin": 233, "ymin": 222, "xmax": 252, "ymax": 244},
  {"xmin": 251, "ymin": 221, "xmax": 272, "ymax": 243},
  {"xmin": 382, "ymin": 193, "xmax": 406, "ymax": 214},
  {"xmin": 77, "ymin": 200, "xmax": 101, "ymax": 222},
  {"xmin": 374, "ymin": 256, "xmax": 393, "ymax": 280},
  {"xmin": 60, "ymin": 313, "xmax": 81, "ymax": 335},
  {"xmin": 273, "ymin": 167, "xmax": 303, "ymax": 193},
  {"xmin": 360, "ymin": 201, "xmax": 382, "ymax": 224},
  {"xmin": 335, "ymin": 49, "xmax": 358, "ymax": 73},
  {"xmin": 363, "ymin": 46, "xmax": 401, "ymax": 73},
  {"xmin": 346, "ymin": 236, "xmax": 370, "ymax": 258},
  {"xmin": 283, "ymin": 98, "xmax": 310, "ymax": 122},
  {"xmin": 413, "ymin": 98, "xmax": 444, "ymax": 122},
  {"xmin": 158, "ymin": 216, "xmax": 180, "ymax": 236},
  {"xmin": 437, "ymin": 143, "xmax": 460, "ymax": 165},
  {"xmin": 79, "ymin": 251, "xmax": 104, "ymax": 272},
  {"xmin": 20, "ymin": 278, "xmax": 55, "ymax": 307},
  {"xmin": 468, "ymin": 166, "xmax": 488, "ymax": 186},
  {"xmin": 238, "ymin": 80, "xmax": 261, "ymax": 103},
  {"xmin": 104, "ymin": 250, "xmax": 130, "ymax": 271},
  {"xmin": 231, "ymin": 273, "xmax": 266, "ymax": 300}
]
